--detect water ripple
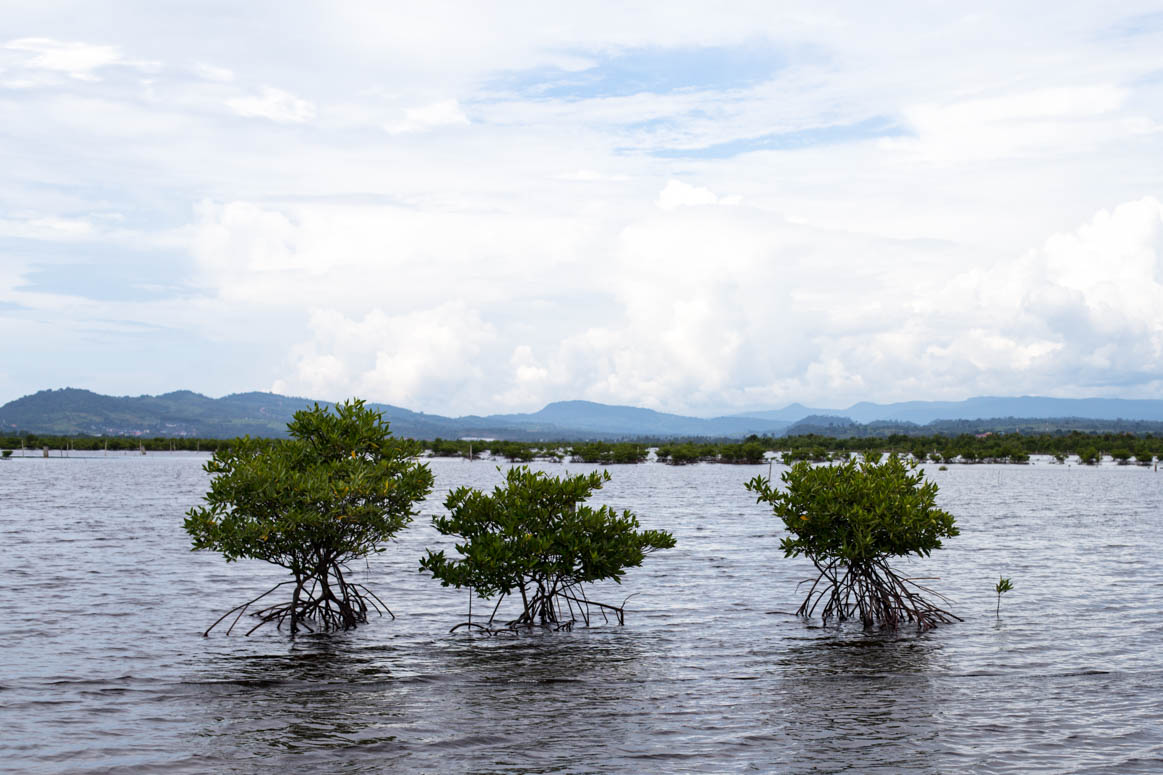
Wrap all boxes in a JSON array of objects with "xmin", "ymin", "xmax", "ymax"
[{"xmin": 1, "ymin": 454, "xmax": 1161, "ymax": 773}]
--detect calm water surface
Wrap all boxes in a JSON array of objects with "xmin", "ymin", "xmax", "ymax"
[{"xmin": 2, "ymin": 454, "xmax": 1162, "ymax": 773}]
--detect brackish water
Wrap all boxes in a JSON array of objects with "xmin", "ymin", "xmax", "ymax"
[{"xmin": 2, "ymin": 454, "xmax": 1162, "ymax": 773}]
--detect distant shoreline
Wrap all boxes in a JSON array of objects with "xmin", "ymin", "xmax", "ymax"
[{"xmin": 4, "ymin": 432, "xmax": 1158, "ymax": 468}]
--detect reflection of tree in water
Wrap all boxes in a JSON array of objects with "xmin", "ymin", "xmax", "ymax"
[
  {"xmin": 189, "ymin": 631, "xmax": 652, "ymax": 773},
  {"xmin": 432, "ymin": 631, "xmax": 652, "ymax": 773},
  {"xmin": 446, "ymin": 629, "xmax": 647, "ymax": 683},
  {"xmin": 190, "ymin": 635, "xmax": 413, "ymax": 766},
  {"xmin": 766, "ymin": 628, "xmax": 949, "ymax": 774}
]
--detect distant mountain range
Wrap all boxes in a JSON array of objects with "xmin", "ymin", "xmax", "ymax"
[
  {"xmin": 0, "ymin": 389, "xmax": 790, "ymax": 440},
  {"xmin": 4, "ymin": 388, "xmax": 1163, "ymax": 440},
  {"xmin": 734, "ymin": 396, "xmax": 1163, "ymax": 425}
]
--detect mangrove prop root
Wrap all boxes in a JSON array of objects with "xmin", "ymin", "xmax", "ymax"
[
  {"xmin": 798, "ymin": 558, "xmax": 963, "ymax": 632},
  {"xmin": 203, "ymin": 566, "xmax": 391, "ymax": 637},
  {"xmin": 449, "ymin": 582, "xmax": 633, "ymax": 635}
]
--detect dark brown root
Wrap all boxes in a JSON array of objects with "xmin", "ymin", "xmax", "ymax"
[
  {"xmin": 798, "ymin": 558, "xmax": 962, "ymax": 631},
  {"xmin": 202, "ymin": 581, "xmax": 294, "ymax": 636},
  {"xmin": 203, "ymin": 564, "xmax": 390, "ymax": 637},
  {"xmin": 449, "ymin": 581, "xmax": 634, "ymax": 636}
]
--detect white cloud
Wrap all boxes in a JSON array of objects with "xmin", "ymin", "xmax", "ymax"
[
  {"xmin": 892, "ymin": 85, "xmax": 1140, "ymax": 164},
  {"xmin": 192, "ymin": 201, "xmax": 301, "ymax": 286},
  {"xmin": 916, "ymin": 196, "xmax": 1163, "ymax": 391},
  {"xmin": 277, "ymin": 304, "xmax": 497, "ymax": 408},
  {"xmin": 0, "ymin": 215, "xmax": 94, "ymax": 240},
  {"xmin": 385, "ymin": 99, "xmax": 469, "ymax": 134},
  {"xmin": 510, "ymin": 345, "xmax": 550, "ymax": 383},
  {"xmin": 656, "ymin": 179, "xmax": 740, "ymax": 210},
  {"xmin": 226, "ymin": 87, "xmax": 316, "ymax": 123},
  {"xmin": 189, "ymin": 197, "xmax": 608, "ymax": 311},
  {"xmin": 4, "ymin": 37, "xmax": 123, "ymax": 80},
  {"xmin": 179, "ymin": 187, "xmax": 1163, "ymax": 414}
]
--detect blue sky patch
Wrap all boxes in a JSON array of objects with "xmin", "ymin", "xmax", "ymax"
[
  {"xmin": 1104, "ymin": 11, "xmax": 1163, "ymax": 39},
  {"xmin": 15, "ymin": 252, "xmax": 194, "ymax": 302},
  {"xmin": 493, "ymin": 43, "xmax": 785, "ymax": 99},
  {"xmin": 649, "ymin": 116, "xmax": 907, "ymax": 159}
]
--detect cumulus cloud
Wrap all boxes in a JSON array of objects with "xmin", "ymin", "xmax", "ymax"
[
  {"xmin": 912, "ymin": 197, "xmax": 1163, "ymax": 392},
  {"xmin": 275, "ymin": 304, "xmax": 497, "ymax": 408},
  {"xmin": 183, "ymin": 186, "xmax": 1163, "ymax": 414},
  {"xmin": 226, "ymin": 87, "xmax": 316, "ymax": 123}
]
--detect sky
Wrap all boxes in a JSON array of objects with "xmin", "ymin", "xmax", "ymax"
[{"xmin": 2, "ymin": 2, "xmax": 1163, "ymax": 417}]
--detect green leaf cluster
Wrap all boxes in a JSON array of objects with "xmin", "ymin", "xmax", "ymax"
[
  {"xmin": 995, "ymin": 576, "xmax": 1014, "ymax": 617},
  {"xmin": 715, "ymin": 440, "xmax": 767, "ymax": 464},
  {"xmin": 655, "ymin": 443, "xmax": 705, "ymax": 465},
  {"xmin": 746, "ymin": 456, "xmax": 958, "ymax": 565},
  {"xmin": 185, "ymin": 400, "xmax": 434, "ymax": 575},
  {"xmin": 420, "ymin": 466, "xmax": 675, "ymax": 600}
]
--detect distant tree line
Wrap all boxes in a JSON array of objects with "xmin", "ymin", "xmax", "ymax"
[
  {"xmin": 0, "ymin": 434, "xmax": 234, "ymax": 452},
  {"xmin": 4, "ymin": 430, "xmax": 1161, "ymax": 466},
  {"xmin": 769, "ymin": 431, "xmax": 1161, "ymax": 466},
  {"xmin": 427, "ymin": 433, "xmax": 1161, "ymax": 466}
]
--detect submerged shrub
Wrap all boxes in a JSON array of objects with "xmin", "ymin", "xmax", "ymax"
[
  {"xmin": 421, "ymin": 466, "xmax": 675, "ymax": 633},
  {"xmin": 186, "ymin": 400, "xmax": 433, "ymax": 635},
  {"xmin": 995, "ymin": 576, "xmax": 1014, "ymax": 617},
  {"xmin": 746, "ymin": 456, "xmax": 960, "ymax": 631},
  {"xmin": 1078, "ymin": 447, "xmax": 1100, "ymax": 465}
]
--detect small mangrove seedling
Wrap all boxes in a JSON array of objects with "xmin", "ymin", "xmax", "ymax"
[
  {"xmin": 995, "ymin": 576, "xmax": 1014, "ymax": 617},
  {"xmin": 421, "ymin": 465, "xmax": 675, "ymax": 634},
  {"xmin": 186, "ymin": 400, "xmax": 433, "ymax": 636},
  {"xmin": 746, "ymin": 455, "xmax": 961, "ymax": 631}
]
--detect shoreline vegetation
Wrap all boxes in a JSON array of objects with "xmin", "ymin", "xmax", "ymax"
[{"xmin": 3, "ymin": 431, "xmax": 1160, "ymax": 466}]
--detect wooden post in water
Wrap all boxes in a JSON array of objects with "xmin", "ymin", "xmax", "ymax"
[{"xmin": 43, "ymin": 447, "xmax": 49, "ymax": 458}]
